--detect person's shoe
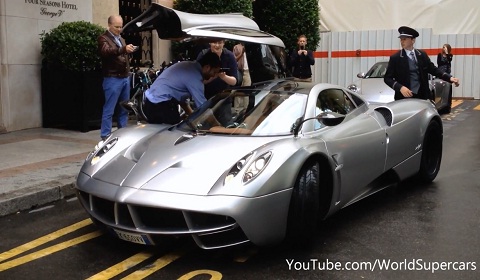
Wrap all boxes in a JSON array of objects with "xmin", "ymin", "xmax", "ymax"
[{"xmin": 120, "ymin": 100, "xmax": 139, "ymax": 116}]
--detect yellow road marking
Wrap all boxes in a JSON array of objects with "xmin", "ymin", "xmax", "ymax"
[
  {"xmin": 121, "ymin": 250, "xmax": 184, "ymax": 279},
  {"xmin": 0, "ymin": 231, "xmax": 102, "ymax": 271},
  {"xmin": 0, "ymin": 218, "xmax": 92, "ymax": 263},
  {"xmin": 451, "ymin": 99, "xmax": 463, "ymax": 108},
  {"xmin": 474, "ymin": 104, "xmax": 480, "ymax": 110},
  {"xmin": 178, "ymin": 269, "xmax": 223, "ymax": 280},
  {"xmin": 86, "ymin": 252, "xmax": 154, "ymax": 280}
]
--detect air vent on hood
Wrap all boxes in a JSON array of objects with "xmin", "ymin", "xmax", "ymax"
[{"xmin": 174, "ymin": 134, "xmax": 195, "ymax": 145}]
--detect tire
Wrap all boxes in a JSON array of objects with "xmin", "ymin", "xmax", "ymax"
[
  {"xmin": 135, "ymin": 90, "xmax": 149, "ymax": 122},
  {"xmin": 286, "ymin": 160, "xmax": 320, "ymax": 243},
  {"xmin": 418, "ymin": 120, "xmax": 443, "ymax": 183},
  {"xmin": 438, "ymin": 85, "xmax": 452, "ymax": 114},
  {"xmin": 445, "ymin": 85, "xmax": 453, "ymax": 114}
]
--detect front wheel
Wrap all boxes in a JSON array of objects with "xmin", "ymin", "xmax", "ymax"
[
  {"xmin": 417, "ymin": 120, "xmax": 443, "ymax": 182},
  {"xmin": 286, "ymin": 160, "xmax": 320, "ymax": 243}
]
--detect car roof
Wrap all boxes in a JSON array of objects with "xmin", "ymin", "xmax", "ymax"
[{"xmin": 122, "ymin": 3, "xmax": 285, "ymax": 48}]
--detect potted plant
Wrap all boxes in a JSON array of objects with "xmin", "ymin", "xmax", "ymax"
[{"xmin": 40, "ymin": 21, "xmax": 105, "ymax": 132}]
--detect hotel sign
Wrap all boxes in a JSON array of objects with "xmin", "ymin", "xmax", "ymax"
[{"xmin": 24, "ymin": 0, "xmax": 79, "ymax": 18}]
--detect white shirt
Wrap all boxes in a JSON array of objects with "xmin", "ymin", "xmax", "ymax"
[{"xmin": 406, "ymin": 49, "xmax": 416, "ymax": 61}]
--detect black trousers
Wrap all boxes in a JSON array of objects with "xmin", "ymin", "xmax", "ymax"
[{"xmin": 144, "ymin": 98, "xmax": 181, "ymax": 125}]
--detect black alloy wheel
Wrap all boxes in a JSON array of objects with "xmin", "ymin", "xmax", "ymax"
[
  {"xmin": 418, "ymin": 120, "xmax": 443, "ymax": 182},
  {"xmin": 286, "ymin": 160, "xmax": 320, "ymax": 243}
]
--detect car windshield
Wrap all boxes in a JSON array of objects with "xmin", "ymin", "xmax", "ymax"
[
  {"xmin": 364, "ymin": 62, "xmax": 387, "ymax": 78},
  {"xmin": 178, "ymin": 88, "xmax": 307, "ymax": 136}
]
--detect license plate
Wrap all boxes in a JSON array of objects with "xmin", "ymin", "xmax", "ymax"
[{"xmin": 113, "ymin": 229, "xmax": 154, "ymax": 245}]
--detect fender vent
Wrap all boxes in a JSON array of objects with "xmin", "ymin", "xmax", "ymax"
[{"xmin": 374, "ymin": 107, "xmax": 393, "ymax": 126}]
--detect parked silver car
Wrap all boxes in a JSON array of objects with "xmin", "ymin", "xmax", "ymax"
[
  {"xmin": 76, "ymin": 4, "xmax": 443, "ymax": 249},
  {"xmin": 348, "ymin": 61, "xmax": 452, "ymax": 114}
]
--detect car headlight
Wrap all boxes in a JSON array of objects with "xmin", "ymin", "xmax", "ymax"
[
  {"xmin": 89, "ymin": 137, "xmax": 118, "ymax": 166},
  {"xmin": 224, "ymin": 151, "xmax": 273, "ymax": 185},
  {"xmin": 347, "ymin": 84, "xmax": 359, "ymax": 93}
]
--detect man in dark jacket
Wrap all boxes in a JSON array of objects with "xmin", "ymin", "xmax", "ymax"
[
  {"xmin": 97, "ymin": 15, "xmax": 137, "ymax": 140},
  {"xmin": 384, "ymin": 26, "xmax": 459, "ymax": 101},
  {"xmin": 196, "ymin": 40, "xmax": 238, "ymax": 126},
  {"xmin": 289, "ymin": 34, "xmax": 315, "ymax": 81}
]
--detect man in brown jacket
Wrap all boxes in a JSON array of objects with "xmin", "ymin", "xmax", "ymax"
[{"xmin": 98, "ymin": 15, "xmax": 136, "ymax": 140}]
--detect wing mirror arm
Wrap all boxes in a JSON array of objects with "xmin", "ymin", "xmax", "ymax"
[{"xmin": 292, "ymin": 113, "xmax": 346, "ymax": 137}]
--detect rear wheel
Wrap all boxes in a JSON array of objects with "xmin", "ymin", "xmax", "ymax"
[
  {"xmin": 135, "ymin": 89, "xmax": 149, "ymax": 122},
  {"xmin": 286, "ymin": 160, "xmax": 320, "ymax": 243},
  {"xmin": 438, "ymin": 85, "xmax": 452, "ymax": 114},
  {"xmin": 418, "ymin": 120, "xmax": 443, "ymax": 182}
]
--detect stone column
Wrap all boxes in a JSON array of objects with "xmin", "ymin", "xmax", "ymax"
[
  {"xmin": 152, "ymin": 0, "xmax": 173, "ymax": 66},
  {"xmin": 92, "ymin": 0, "xmax": 118, "ymax": 28}
]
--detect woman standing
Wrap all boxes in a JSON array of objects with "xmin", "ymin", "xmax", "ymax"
[{"xmin": 437, "ymin": 44, "xmax": 453, "ymax": 74}]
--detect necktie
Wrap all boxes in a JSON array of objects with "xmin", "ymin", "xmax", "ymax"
[
  {"xmin": 114, "ymin": 36, "xmax": 122, "ymax": 48},
  {"xmin": 410, "ymin": 52, "xmax": 416, "ymax": 63}
]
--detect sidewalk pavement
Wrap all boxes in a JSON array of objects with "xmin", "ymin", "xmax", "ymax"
[{"xmin": 0, "ymin": 127, "xmax": 102, "ymax": 217}]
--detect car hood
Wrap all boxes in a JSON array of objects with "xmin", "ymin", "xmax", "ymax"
[
  {"xmin": 87, "ymin": 127, "xmax": 286, "ymax": 196},
  {"xmin": 122, "ymin": 3, "xmax": 285, "ymax": 48},
  {"xmin": 357, "ymin": 78, "xmax": 394, "ymax": 103}
]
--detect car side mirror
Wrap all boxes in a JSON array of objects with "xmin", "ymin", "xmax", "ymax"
[
  {"xmin": 292, "ymin": 112, "xmax": 345, "ymax": 137},
  {"xmin": 357, "ymin": 72, "xmax": 366, "ymax": 78}
]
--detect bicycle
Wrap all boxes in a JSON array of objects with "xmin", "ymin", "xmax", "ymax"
[
  {"xmin": 121, "ymin": 59, "xmax": 189, "ymax": 124},
  {"xmin": 121, "ymin": 69, "xmax": 150, "ymax": 124}
]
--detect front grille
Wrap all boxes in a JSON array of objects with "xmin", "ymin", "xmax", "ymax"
[
  {"xmin": 135, "ymin": 206, "xmax": 189, "ymax": 230},
  {"xmin": 77, "ymin": 190, "xmax": 238, "ymax": 235}
]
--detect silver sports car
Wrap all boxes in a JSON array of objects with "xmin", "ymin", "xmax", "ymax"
[
  {"xmin": 347, "ymin": 61, "xmax": 453, "ymax": 114},
  {"xmin": 76, "ymin": 4, "xmax": 443, "ymax": 249}
]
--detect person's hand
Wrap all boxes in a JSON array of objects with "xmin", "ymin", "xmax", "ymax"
[
  {"xmin": 218, "ymin": 71, "xmax": 226, "ymax": 79},
  {"xmin": 125, "ymin": 44, "xmax": 136, "ymax": 53},
  {"xmin": 450, "ymin": 77, "xmax": 460, "ymax": 87},
  {"xmin": 400, "ymin": 86, "xmax": 414, "ymax": 98},
  {"xmin": 203, "ymin": 76, "xmax": 216, "ymax": 84},
  {"xmin": 297, "ymin": 50, "xmax": 307, "ymax": 55}
]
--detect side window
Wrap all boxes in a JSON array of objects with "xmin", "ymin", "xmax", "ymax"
[
  {"xmin": 366, "ymin": 63, "xmax": 387, "ymax": 78},
  {"xmin": 348, "ymin": 92, "xmax": 365, "ymax": 107},
  {"xmin": 317, "ymin": 89, "xmax": 355, "ymax": 115}
]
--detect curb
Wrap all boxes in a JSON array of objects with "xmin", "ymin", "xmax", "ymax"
[{"xmin": 0, "ymin": 177, "xmax": 77, "ymax": 217}]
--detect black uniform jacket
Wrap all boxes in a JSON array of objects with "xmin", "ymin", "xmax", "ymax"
[{"xmin": 384, "ymin": 49, "xmax": 452, "ymax": 100}]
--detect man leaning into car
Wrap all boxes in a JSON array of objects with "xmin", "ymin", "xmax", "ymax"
[
  {"xmin": 384, "ymin": 26, "xmax": 459, "ymax": 101},
  {"xmin": 143, "ymin": 52, "xmax": 221, "ymax": 124}
]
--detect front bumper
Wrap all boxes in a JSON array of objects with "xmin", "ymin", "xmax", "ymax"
[{"xmin": 76, "ymin": 172, "xmax": 292, "ymax": 249}]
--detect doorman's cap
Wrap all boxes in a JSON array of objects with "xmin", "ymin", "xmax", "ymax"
[{"xmin": 398, "ymin": 26, "xmax": 419, "ymax": 38}]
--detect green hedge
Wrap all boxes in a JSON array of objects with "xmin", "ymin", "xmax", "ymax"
[
  {"xmin": 40, "ymin": 21, "xmax": 104, "ymax": 72},
  {"xmin": 174, "ymin": 0, "xmax": 253, "ymax": 17},
  {"xmin": 253, "ymin": 0, "xmax": 320, "ymax": 53}
]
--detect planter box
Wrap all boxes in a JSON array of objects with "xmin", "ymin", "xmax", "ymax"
[{"xmin": 41, "ymin": 65, "xmax": 104, "ymax": 132}]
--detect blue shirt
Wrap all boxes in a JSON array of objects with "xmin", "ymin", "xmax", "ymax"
[
  {"xmin": 145, "ymin": 61, "xmax": 207, "ymax": 108},
  {"xmin": 108, "ymin": 30, "xmax": 122, "ymax": 47}
]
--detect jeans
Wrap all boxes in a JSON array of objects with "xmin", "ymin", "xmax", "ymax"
[{"xmin": 101, "ymin": 77, "xmax": 130, "ymax": 138}]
